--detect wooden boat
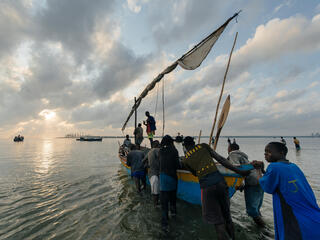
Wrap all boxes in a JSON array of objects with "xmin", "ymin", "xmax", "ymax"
[
  {"xmin": 118, "ymin": 145, "xmax": 252, "ymax": 205},
  {"xmin": 13, "ymin": 135, "xmax": 24, "ymax": 142}
]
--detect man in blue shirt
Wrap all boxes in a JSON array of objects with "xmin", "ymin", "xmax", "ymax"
[{"xmin": 259, "ymin": 142, "xmax": 320, "ymax": 240}]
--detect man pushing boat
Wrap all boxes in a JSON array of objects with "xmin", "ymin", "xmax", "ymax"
[{"xmin": 182, "ymin": 136, "xmax": 250, "ymax": 240}]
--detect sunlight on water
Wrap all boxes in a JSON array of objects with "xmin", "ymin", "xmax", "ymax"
[{"xmin": 37, "ymin": 140, "xmax": 53, "ymax": 175}]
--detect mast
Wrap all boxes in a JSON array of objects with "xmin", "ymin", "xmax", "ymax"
[
  {"xmin": 134, "ymin": 97, "xmax": 137, "ymax": 130},
  {"xmin": 209, "ymin": 32, "xmax": 238, "ymax": 146}
]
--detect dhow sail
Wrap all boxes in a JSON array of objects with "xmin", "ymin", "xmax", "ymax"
[{"xmin": 122, "ymin": 11, "xmax": 240, "ymax": 131}]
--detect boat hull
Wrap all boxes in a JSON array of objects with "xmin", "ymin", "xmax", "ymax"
[{"xmin": 119, "ymin": 149, "xmax": 250, "ymax": 205}]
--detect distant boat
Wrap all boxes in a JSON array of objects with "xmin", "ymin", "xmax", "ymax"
[
  {"xmin": 13, "ymin": 135, "xmax": 24, "ymax": 142},
  {"xmin": 76, "ymin": 136, "xmax": 102, "ymax": 142}
]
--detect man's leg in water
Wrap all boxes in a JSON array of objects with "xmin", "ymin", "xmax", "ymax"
[
  {"xmin": 134, "ymin": 177, "xmax": 141, "ymax": 192},
  {"xmin": 153, "ymin": 194, "xmax": 159, "ymax": 207},
  {"xmin": 141, "ymin": 176, "xmax": 146, "ymax": 191},
  {"xmin": 215, "ymin": 224, "xmax": 230, "ymax": 240},
  {"xmin": 225, "ymin": 221, "xmax": 235, "ymax": 240}
]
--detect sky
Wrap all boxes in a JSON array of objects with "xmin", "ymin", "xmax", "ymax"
[{"xmin": 0, "ymin": 0, "xmax": 320, "ymax": 138}]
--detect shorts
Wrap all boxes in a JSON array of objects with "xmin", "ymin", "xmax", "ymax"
[
  {"xmin": 244, "ymin": 185, "xmax": 264, "ymax": 218},
  {"xmin": 132, "ymin": 171, "xmax": 145, "ymax": 180},
  {"xmin": 149, "ymin": 175, "xmax": 160, "ymax": 195},
  {"xmin": 201, "ymin": 181, "xmax": 232, "ymax": 225},
  {"xmin": 147, "ymin": 131, "xmax": 154, "ymax": 139}
]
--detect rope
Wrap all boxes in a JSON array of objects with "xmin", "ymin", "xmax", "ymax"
[
  {"xmin": 162, "ymin": 78, "xmax": 165, "ymax": 137},
  {"xmin": 154, "ymin": 83, "xmax": 159, "ymax": 119}
]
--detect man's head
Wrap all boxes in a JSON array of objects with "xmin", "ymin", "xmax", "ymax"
[
  {"xmin": 183, "ymin": 136, "xmax": 195, "ymax": 150},
  {"xmin": 145, "ymin": 111, "xmax": 150, "ymax": 117},
  {"xmin": 264, "ymin": 142, "xmax": 288, "ymax": 162},
  {"xmin": 138, "ymin": 123, "xmax": 142, "ymax": 127},
  {"xmin": 293, "ymin": 137, "xmax": 296, "ymax": 139},
  {"xmin": 126, "ymin": 134, "xmax": 130, "ymax": 139},
  {"xmin": 151, "ymin": 140, "xmax": 160, "ymax": 148},
  {"xmin": 228, "ymin": 143, "xmax": 239, "ymax": 153},
  {"xmin": 161, "ymin": 135, "xmax": 173, "ymax": 147}
]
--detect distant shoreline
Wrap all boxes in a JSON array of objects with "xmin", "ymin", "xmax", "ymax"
[{"xmin": 59, "ymin": 135, "xmax": 319, "ymax": 139}]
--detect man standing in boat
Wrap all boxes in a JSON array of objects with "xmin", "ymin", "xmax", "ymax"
[
  {"xmin": 133, "ymin": 123, "xmax": 144, "ymax": 148},
  {"xmin": 143, "ymin": 111, "xmax": 156, "ymax": 146},
  {"xmin": 182, "ymin": 136, "xmax": 250, "ymax": 240}
]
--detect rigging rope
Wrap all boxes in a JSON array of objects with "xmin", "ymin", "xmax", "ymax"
[
  {"xmin": 154, "ymin": 83, "xmax": 159, "ymax": 119},
  {"xmin": 162, "ymin": 78, "xmax": 165, "ymax": 137}
]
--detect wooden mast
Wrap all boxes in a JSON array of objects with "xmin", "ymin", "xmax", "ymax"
[{"xmin": 209, "ymin": 32, "xmax": 238, "ymax": 146}]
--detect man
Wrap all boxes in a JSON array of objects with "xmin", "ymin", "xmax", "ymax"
[
  {"xmin": 126, "ymin": 144, "xmax": 146, "ymax": 193},
  {"xmin": 228, "ymin": 142, "xmax": 265, "ymax": 227},
  {"xmin": 182, "ymin": 136, "xmax": 250, "ymax": 240},
  {"xmin": 143, "ymin": 111, "xmax": 156, "ymax": 146},
  {"xmin": 143, "ymin": 140, "xmax": 160, "ymax": 207},
  {"xmin": 280, "ymin": 137, "xmax": 286, "ymax": 145},
  {"xmin": 133, "ymin": 123, "xmax": 144, "ymax": 147},
  {"xmin": 123, "ymin": 134, "xmax": 131, "ymax": 148},
  {"xmin": 293, "ymin": 137, "xmax": 301, "ymax": 150},
  {"xmin": 259, "ymin": 142, "xmax": 320, "ymax": 240},
  {"xmin": 159, "ymin": 135, "xmax": 180, "ymax": 230}
]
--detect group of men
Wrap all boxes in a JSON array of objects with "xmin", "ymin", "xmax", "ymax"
[
  {"xmin": 131, "ymin": 111, "xmax": 156, "ymax": 148},
  {"xmin": 124, "ymin": 130, "xmax": 320, "ymax": 239},
  {"xmin": 280, "ymin": 136, "xmax": 301, "ymax": 150}
]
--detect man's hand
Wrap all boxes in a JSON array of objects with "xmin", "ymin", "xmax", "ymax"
[{"xmin": 251, "ymin": 160, "xmax": 264, "ymax": 169}]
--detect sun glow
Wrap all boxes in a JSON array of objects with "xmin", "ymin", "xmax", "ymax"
[{"xmin": 39, "ymin": 109, "xmax": 56, "ymax": 120}]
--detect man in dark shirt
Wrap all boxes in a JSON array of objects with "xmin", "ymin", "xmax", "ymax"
[
  {"xmin": 133, "ymin": 123, "xmax": 144, "ymax": 147},
  {"xmin": 126, "ymin": 145, "xmax": 146, "ymax": 193},
  {"xmin": 182, "ymin": 136, "xmax": 250, "ymax": 240},
  {"xmin": 159, "ymin": 135, "xmax": 180, "ymax": 230}
]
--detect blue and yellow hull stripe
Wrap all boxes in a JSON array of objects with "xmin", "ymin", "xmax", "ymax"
[{"xmin": 119, "ymin": 154, "xmax": 251, "ymax": 205}]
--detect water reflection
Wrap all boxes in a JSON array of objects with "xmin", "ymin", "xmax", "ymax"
[{"xmin": 37, "ymin": 140, "xmax": 53, "ymax": 175}]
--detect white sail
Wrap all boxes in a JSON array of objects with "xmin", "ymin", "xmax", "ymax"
[{"xmin": 121, "ymin": 12, "xmax": 240, "ymax": 131}]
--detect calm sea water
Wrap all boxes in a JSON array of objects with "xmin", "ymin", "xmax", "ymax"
[{"xmin": 0, "ymin": 137, "xmax": 319, "ymax": 240}]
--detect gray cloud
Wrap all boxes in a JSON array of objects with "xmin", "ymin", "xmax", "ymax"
[
  {"xmin": 35, "ymin": 0, "xmax": 116, "ymax": 62},
  {"xmin": 93, "ymin": 43, "xmax": 151, "ymax": 98},
  {"xmin": 0, "ymin": 1, "xmax": 31, "ymax": 58},
  {"xmin": 151, "ymin": 0, "xmax": 227, "ymax": 46}
]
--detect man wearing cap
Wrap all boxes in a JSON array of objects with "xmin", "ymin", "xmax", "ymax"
[{"xmin": 182, "ymin": 136, "xmax": 250, "ymax": 240}]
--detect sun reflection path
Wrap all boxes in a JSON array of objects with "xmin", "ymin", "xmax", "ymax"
[{"xmin": 37, "ymin": 140, "xmax": 54, "ymax": 175}]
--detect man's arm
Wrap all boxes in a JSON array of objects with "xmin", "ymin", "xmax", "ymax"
[
  {"xmin": 142, "ymin": 153, "xmax": 149, "ymax": 167},
  {"xmin": 126, "ymin": 153, "xmax": 131, "ymax": 166},
  {"xmin": 209, "ymin": 148, "xmax": 250, "ymax": 176},
  {"xmin": 180, "ymin": 160, "xmax": 197, "ymax": 176}
]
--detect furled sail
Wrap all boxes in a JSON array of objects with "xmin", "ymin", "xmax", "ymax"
[{"xmin": 122, "ymin": 11, "xmax": 240, "ymax": 131}]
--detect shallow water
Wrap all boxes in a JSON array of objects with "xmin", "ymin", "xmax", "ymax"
[{"xmin": 0, "ymin": 137, "xmax": 319, "ymax": 239}]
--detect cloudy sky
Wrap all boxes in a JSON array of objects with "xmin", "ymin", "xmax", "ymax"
[{"xmin": 1, "ymin": 0, "xmax": 320, "ymax": 138}]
